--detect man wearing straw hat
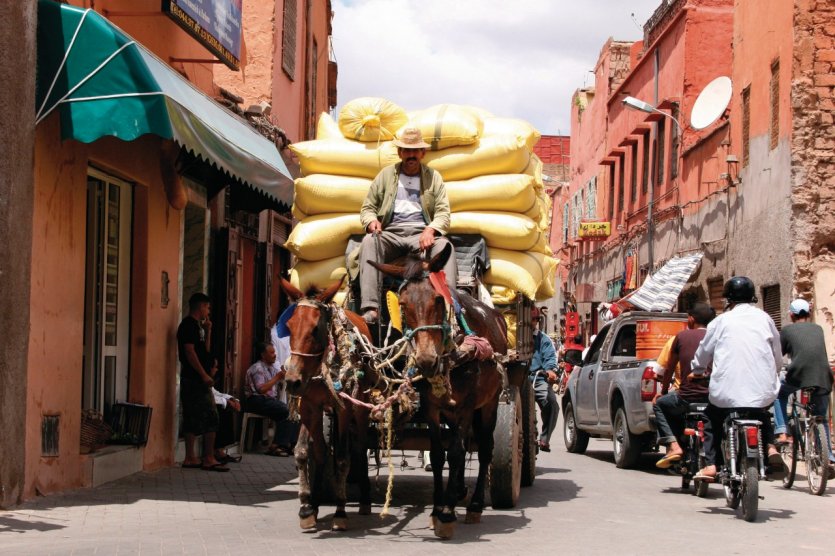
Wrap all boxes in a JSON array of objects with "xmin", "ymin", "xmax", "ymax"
[{"xmin": 358, "ymin": 127, "xmax": 458, "ymax": 323}]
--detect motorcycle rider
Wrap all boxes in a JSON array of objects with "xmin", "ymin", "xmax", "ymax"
[
  {"xmin": 773, "ymin": 298, "xmax": 835, "ymax": 475},
  {"xmin": 692, "ymin": 277, "xmax": 782, "ymax": 480},
  {"xmin": 653, "ymin": 302, "xmax": 716, "ymax": 468}
]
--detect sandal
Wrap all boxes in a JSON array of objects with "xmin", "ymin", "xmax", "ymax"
[
  {"xmin": 217, "ymin": 453, "xmax": 242, "ymax": 464},
  {"xmin": 655, "ymin": 453, "xmax": 683, "ymax": 469},
  {"xmin": 266, "ymin": 446, "xmax": 293, "ymax": 457},
  {"xmin": 201, "ymin": 463, "xmax": 231, "ymax": 472}
]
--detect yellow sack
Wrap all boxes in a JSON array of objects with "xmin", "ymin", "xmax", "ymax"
[
  {"xmin": 404, "ymin": 104, "xmax": 483, "ymax": 151},
  {"xmin": 293, "ymin": 174, "xmax": 371, "ymax": 217},
  {"xmin": 446, "ymin": 174, "xmax": 538, "ymax": 214},
  {"xmin": 339, "ymin": 97, "xmax": 408, "ymax": 142},
  {"xmin": 425, "ymin": 134, "xmax": 530, "ymax": 182},
  {"xmin": 490, "ymin": 285, "xmax": 518, "ymax": 305},
  {"xmin": 502, "ymin": 310, "xmax": 518, "ymax": 348},
  {"xmin": 483, "ymin": 117, "xmax": 541, "ymax": 152},
  {"xmin": 290, "ymin": 256, "xmax": 347, "ymax": 292},
  {"xmin": 284, "ymin": 213, "xmax": 364, "ymax": 261},
  {"xmin": 450, "ymin": 212, "xmax": 546, "ymax": 252},
  {"xmin": 524, "ymin": 153, "xmax": 545, "ymax": 188},
  {"xmin": 290, "ymin": 139, "xmax": 399, "ymax": 179},
  {"xmin": 485, "ymin": 248, "xmax": 555, "ymax": 300},
  {"xmin": 316, "ymin": 112, "xmax": 342, "ymax": 140},
  {"xmin": 535, "ymin": 255, "xmax": 559, "ymax": 300}
]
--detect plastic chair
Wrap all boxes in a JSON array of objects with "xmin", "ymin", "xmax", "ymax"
[{"xmin": 239, "ymin": 412, "xmax": 271, "ymax": 455}]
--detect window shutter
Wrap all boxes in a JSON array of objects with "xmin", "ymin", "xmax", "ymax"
[
  {"xmin": 708, "ymin": 277, "xmax": 725, "ymax": 315},
  {"xmin": 282, "ymin": 0, "xmax": 298, "ymax": 80},
  {"xmin": 762, "ymin": 285, "xmax": 782, "ymax": 330}
]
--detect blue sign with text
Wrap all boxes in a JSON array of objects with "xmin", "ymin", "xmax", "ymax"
[{"xmin": 163, "ymin": 0, "xmax": 242, "ymax": 70}]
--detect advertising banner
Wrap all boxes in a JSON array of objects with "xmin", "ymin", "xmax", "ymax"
[
  {"xmin": 578, "ymin": 220, "xmax": 611, "ymax": 239},
  {"xmin": 163, "ymin": 0, "xmax": 242, "ymax": 70}
]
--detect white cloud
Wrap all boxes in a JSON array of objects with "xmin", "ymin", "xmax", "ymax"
[{"xmin": 332, "ymin": 0, "xmax": 661, "ymax": 134}]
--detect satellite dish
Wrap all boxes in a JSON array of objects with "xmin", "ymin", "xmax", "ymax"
[{"xmin": 690, "ymin": 76, "xmax": 733, "ymax": 130}]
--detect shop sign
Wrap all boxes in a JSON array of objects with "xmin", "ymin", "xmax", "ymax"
[
  {"xmin": 164, "ymin": 0, "xmax": 242, "ymax": 70},
  {"xmin": 578, "ymin": 220, "xmax": 611, "ymax": 239}
]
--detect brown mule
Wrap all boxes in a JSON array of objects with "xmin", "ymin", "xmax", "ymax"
[
  {"xmin": 368, "ymin": 243, "xmax": 507, "ymax": 540},
  {"xmin": 279, "ymin": 278, "xmax": 376, "ymax": 532}
]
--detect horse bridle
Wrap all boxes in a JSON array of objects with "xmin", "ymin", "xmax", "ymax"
[{"xmin": 288, "ymin": 298, "xmax": 333, "ymax": 358}]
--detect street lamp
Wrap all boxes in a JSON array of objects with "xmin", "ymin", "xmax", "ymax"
[{"xmin": 621, "ymin": 96, "xmax": 683, "ymax": 277}]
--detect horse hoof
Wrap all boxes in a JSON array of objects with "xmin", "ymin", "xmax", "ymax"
[
  {"xmin": 358, "ymin": 504, "xmax": 372, "ymax": 516},
  {"xmin": 300, "ymin": 515, "xmax": 317, "ymax": 531},
  {"xmin": 332, "ymin": 517, "xmax": 348, "ymax": 531},
  {"xmin": 464, "ymin": 511, "xmax": 481, "ymax": 524},
  {"xmin": 434, "ymin": 520, "xmax": 455, "ymax": 540}
]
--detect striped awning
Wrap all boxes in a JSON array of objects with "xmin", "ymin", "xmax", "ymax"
[{"xmin": 628, "ymin": 253, "xmax": 703, "ymax": 312}]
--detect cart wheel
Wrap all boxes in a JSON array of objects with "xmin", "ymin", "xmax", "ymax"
[
  {"xmin": 490, "ymin": 386, "xmax": 522, "ymax": 509},
  {"xmin": 520, "ymin": 379, "xmax": 537, "ymax": 487}
]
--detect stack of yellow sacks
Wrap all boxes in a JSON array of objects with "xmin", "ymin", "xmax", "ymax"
[{"xmin": 285, "ymin": 97, "xmax": 559, "ymax": 306}]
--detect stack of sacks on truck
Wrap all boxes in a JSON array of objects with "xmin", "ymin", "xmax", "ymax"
[{"xmin": 286, "ymin": 97, "xmax": 558, "ymax": 315}]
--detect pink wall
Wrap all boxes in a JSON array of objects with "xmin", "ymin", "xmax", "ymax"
[
  {"xmin": 272, "ymin": 0, "xmax": 333, "ymax": 142},
  {"xmin": 28, "ymin": 117, "xmax": 183, "ymax": 496}
]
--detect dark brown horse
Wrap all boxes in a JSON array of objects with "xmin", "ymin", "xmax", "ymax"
[
  {"xmin": 369, "ymin": 243, "xmax": 507, "ymax": 539},
  {"xmin": 279, "ymin": 278, "xmax": 375, "ymax": 532}
]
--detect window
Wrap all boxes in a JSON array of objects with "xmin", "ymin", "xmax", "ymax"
[
  {"xmin": 611, "ymin": 324, "xmax": 636, "ymax": 358},
  {"xmin": 630, "ymin": 144, "xmax": 638, "ymax": 202},
  {"xmin": 562, "ymin": 202, "xmax": 569, "ymax": 243},
  {"xmin": 670, "ymin": 103, "xmax": 680, "ymax": 178},
  {"xmin": 608, "ymin": 164, "xmax": 616, "ymax": 220},
  {"xmin": 281, "ymin": 0, "xmax": 298, "ymax": 80},
  {"xmin": 770, "ymin": 60, "xmax": 780, "ymax": 150},
  {"xmin": 762, "ymin": 284, "xmax": 782, "ymax": 330},
  {"xmin": 707, "ymin": 276, "xmax": 725, "ymax": 315},
  {"xmin": 586, "ymin": 177, "xmax": 597, "ymax": 218},
  {"xmin": 617, "ymin": 156, "xmax": 625, "ymax": 212},
  {"xmin": 656, "ymin": 118, "xmax": 666, "ymax": 187},
  {"xmin": 585, "ymin": 324, "xmax": 610, "ymax": 364},
  {"xmin": 642, "ymin": 134, "xmax": 650, "ymax": 194},
  {"xmin": 742, "ymin": 86, "xmax": 751, "ymax": 167}
]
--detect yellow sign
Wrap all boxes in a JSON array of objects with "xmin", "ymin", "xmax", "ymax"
[{"xmin": 578, "ymin": 221, "xmax": 611, "ymax": 239}]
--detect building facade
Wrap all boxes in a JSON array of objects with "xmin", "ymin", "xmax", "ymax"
[
  {"xmin": 557, "ymin": 0, "xmax": 835, "ymax": 358},
  {"xmin": 0, "ymin": 0, "xmax": 335, "ymax": 506}
]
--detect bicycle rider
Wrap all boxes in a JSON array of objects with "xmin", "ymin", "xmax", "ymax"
[
  {"xmin": 773, "ymin": 298, "xmax": 835, "ymax": 476},
  {"xmin": 692, "ymin": 277, "xmax": 782, "ymax": 481}
]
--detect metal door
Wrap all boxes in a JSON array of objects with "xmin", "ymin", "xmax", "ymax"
[{"xmin": 575, "ymin": 324, "xmax": 609, "ymax": 425}]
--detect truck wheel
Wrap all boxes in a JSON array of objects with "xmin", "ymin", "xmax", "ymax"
[
  {"xmin": 563, "ymin": 401, "xmax": 589, "ymax": 454},
  {"xmin": 490, "ymin": 386, "xmax": 522, "ymax": 509},
  {"xmin": 612, "ymin": 407, "xmax": 641, "ymax": 469},
  {"xmin": 520, "ymin": 379, "xmax": 537, "ymax": 487}
]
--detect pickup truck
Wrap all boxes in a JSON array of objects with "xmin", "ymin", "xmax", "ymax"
[{"xmin": 561, "ymin": 311, "xmax": 688, "ymax": 468}]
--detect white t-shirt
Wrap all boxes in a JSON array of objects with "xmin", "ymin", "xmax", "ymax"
[{"xmin": 390, "ymin": 173, "xmax": 424, "ymax": 226}]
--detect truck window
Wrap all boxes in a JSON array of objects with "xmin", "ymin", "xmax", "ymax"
[
  {"xmin": 611, "ymin": 324, "xmax": 637, "ymax": 358},
  {"xmin": 584, "ymin": 325, "xmax": 609, "ymax": 364}
]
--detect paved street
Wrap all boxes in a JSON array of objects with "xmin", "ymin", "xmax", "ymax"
[{"xmin": 2, "ymin": 430, "xmax": 833, "ymax": 555}]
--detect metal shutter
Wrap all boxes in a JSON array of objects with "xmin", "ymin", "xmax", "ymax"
[{"xmin": 762, "ymin": 285, "xmax": 782, "ymax": 330}]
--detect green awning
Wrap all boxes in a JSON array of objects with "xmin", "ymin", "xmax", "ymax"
[{"xmin": 35, "ymin": 0, "xmax": 293, "ymax": 209}]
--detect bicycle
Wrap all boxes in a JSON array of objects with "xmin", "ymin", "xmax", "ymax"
[{"xmin": 779, "ymin": 387, "xmax": 830, "ymax": 495}]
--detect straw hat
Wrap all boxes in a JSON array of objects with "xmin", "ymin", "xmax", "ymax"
[{"xmin": 393, "ymin": 126, "xmax": 430, "ymax": 149}]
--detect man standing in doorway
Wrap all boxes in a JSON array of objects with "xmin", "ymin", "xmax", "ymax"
[{"xmin": 177, "ymin": 293, "xmax": 229, "ymax": 472}]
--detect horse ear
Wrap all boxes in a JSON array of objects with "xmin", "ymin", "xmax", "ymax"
[
  {"xmin": 428, "ymin": 242, "xmax": 453, "ymax": 273},
  {"xmin": 280, "ymin": 277, "xmax": 304, "ymax": 301},
  {"xmin": 317, "ymin": 276, "xmax": 345, "ymax": 303},
  {"xmin": 367, "ymin": 260, "xmax": 406, "ymax": 278}
]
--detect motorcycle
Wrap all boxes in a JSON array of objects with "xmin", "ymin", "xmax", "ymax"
[
  {"xmin": 714, "ymin": 409, "xmax": 767, "ymax": 522},
  {"xmin": 674, "ymin": 402, "xmax": 710, "ymax": 497}
]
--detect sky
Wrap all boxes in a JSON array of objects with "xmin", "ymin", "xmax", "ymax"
[{"xmin": 331, "ymin": 0, "xmax": 663, "ymax": 135}]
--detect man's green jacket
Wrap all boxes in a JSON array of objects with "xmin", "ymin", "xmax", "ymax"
[{"xmin": 360, "ymin": 162, "xmax": 450, "ymax": 234}]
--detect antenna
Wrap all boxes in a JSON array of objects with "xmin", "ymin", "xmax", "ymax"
[{"xmin": 690, "ymin": 76, "xmax": 733, "ymax": 130}]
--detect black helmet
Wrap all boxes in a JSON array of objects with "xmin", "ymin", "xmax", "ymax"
[{"xmin": 722, "ymin": 276, "xmax": 756, "ymax": 303}]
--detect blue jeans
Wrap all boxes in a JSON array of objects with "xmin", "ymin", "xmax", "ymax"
[
  {"xmin": 529, "ymin": 374, "xmax": 558, "ymax": 444},
  {"xmin": 772, "ymin": 381, "xmax": 834, "ymax": 463}
]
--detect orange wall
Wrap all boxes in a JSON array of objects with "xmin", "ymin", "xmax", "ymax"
[
  {"xmin": 272, "ymin": 0, "xmax": 332, "ymax": 142},
  {"xmin": 28, "ymin": 116, "xmax": 183, "ymax": 496},
  {"xmin": 69, "ymin": 0, "xmax": 218, "ymax": 96}
]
